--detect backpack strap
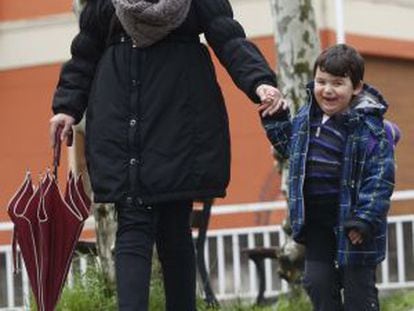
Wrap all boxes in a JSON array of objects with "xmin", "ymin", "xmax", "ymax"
[
  {"xmin": 367, "ymin": 119, "xmax": 401, "ymax": 155},
  {"xmin": 384, "ymin": 119, "xmax": 401, "ymax": 146}
]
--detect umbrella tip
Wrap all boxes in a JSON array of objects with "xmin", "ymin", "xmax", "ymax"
[
  {"xmin": 38, "ymin": 172, "xmax": 46, "ymax": 185},
  {"xmin": 45, "ymin": 167, "xmax": 54, "ymax": 178}
]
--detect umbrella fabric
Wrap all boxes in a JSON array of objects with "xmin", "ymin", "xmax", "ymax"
[
  {"xmin": 7, "ymin": 129, "xmax": 91, "ymax": 311},
  {"xmin": 8, "ymin": 172, "xmax": 91, "ymax": 311},
  {"xmin": 7, "ymin": 172, "xmax": 34, "ymax": 271},
  {"xmin": 43, "ymin": 173, "xmax": 91, "ymax": 310},
  {"xmin": 7, "ymin": 173, "xmax": 48, "ymax": 310}
]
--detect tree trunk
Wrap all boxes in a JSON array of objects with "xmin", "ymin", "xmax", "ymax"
[
  {"xmin": 270, "ymin": 0, "xmax": 320, "ymax": 114},
  {"xmin": 69, "ymin": 118, "xmax": 117, "ymax": 288},
  {"xmin": 73, "ymin": 0, "xmax": 86, "ymax": 18},
  {"xmin": 269, "ymin": 0, "xmax": 321, "ymax": 284}
]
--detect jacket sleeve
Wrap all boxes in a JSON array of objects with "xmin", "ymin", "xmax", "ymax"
[
  {"xmin": 354, "ymin": 131, "xmax": 395, "ymax": 232},
  {"xmin": 195, "ymin": 0, "xmax": 277, "ymax": 103},
  {"xmin": 52, "ymin": 0, "xmax": 112, "ymax": 124},
  {"xmin": 260, "ymin": 109, "xmax": 292, "ymax": 160}
]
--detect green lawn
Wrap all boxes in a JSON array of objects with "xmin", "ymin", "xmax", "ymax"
[{"xmin": 51, "ymin": 264, "xmax": 414, "ymax": 311}]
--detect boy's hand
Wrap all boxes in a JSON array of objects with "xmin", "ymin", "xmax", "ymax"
[
  {"xmin": 255, "ymin": 84, "xmax": 288, "ymax": 117},
  {"xmin": 348, "ymin": 229, "xmax": 364, "ymax": 245}
]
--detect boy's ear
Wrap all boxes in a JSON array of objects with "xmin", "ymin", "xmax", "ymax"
[{"xmin": 353, "ymin": 80, "xmax": 364, "ymax": 95}]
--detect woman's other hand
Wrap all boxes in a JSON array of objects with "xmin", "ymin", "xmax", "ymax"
[
  {"xmin": 256, "ymin": 84, "xmax": 288, "ymax": 117},
  {"xmin": 49, "ymin": 113, "xmax": 75, "ymax": 148}
]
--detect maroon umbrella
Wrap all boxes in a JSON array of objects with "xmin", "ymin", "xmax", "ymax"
[
  {"xmin": 7, "ymin": 127, "xmax": 92, "ymax": 311},
  {"xmin": 42, "ymin": 172, "xmax": 91, "ymax": 310},
  {"xmin": 7, "ymin": 173, "xmax": 43, "ymax": 308}
]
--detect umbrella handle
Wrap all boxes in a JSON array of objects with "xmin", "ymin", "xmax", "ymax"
[{"xmin": 53, "ymin": 125, "xmax": 73, "ymax": 178}]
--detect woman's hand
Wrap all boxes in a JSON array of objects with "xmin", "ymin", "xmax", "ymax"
[
  {"xmin": 256, "ymin": 84, "xmax": 288, "ymax": 117},
  {"xmin": 49, "ymin": 113, "xmax": 75, "ymax": 148}
]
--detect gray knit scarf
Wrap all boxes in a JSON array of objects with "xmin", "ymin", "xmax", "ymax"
[{"xmin": 112, "ymin": 0, "xmax": 192, "ymax": 47}]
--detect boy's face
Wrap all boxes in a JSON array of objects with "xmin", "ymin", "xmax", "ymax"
[{"xmin": 314, "ymin": 67, "xmax": 362, "ymax": 116}]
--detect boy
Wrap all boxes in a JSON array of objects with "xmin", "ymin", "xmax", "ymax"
[{"xmin": 260, "ymin": 44, "xmax": 396, "ymax": 311}]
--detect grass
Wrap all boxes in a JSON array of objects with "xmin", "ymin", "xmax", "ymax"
[
  {"xmin": 39, "ymin": 258, "xmax": 414, "ymax": 311},
  {"xmin": 381, "ymin": 290, "xmax": 414, "ymax": 311},
  {"xmin": 55, "ymin": 264, "xmax": 117, "ymax": 311}
]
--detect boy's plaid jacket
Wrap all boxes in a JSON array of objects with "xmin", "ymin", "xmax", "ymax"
[{"xmin": 262, "ymin": 83, "xmax": 396, "ymax": 266}]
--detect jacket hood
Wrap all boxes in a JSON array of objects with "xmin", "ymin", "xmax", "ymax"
[{"xmin": 351, "ymin": 84, "xmax": 389, "ymax": 117}]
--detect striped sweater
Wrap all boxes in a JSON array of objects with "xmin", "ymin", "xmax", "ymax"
[{"xmin": 304, "ymin": 107, "xmax": 348, "ymax": 227}]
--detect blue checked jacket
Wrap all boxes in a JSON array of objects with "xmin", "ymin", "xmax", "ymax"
[{"xmin": 262, "ymin": 83, "xmax": 395, "ymax": 266}]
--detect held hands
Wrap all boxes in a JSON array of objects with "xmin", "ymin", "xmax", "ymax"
[
  {"xmin": 49, "ymin": 113, "xmax": 75, "ymax": 148},
  {"xmin": 255, "ymin": 84, "xmax": 289, "ymax": 117},
  {"xmin": 348, "ymin": 229, "xmax": 364, "ymax": 245}
]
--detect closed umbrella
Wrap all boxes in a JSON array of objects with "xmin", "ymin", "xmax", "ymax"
[
  {"xmin": 7, "ymin": 127, "xmax": 92, "ymax": 311},
  {"xmin": 7, "ymin": 173, "xmax": 42, "ymax": 308},
  {"xmin": 42, "ymin": 172, "xmax": 91, "ymax": 310}
]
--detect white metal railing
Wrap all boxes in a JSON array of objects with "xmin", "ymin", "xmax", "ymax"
[
  {"xmin": 1, "ymin": 189, "xmax": 413, "ymax": 309},
  {"xmin": 206, "ymin": 215, "xmax": 414, "ymax": 301},
  {"xmin": 2, "ymin": 189, "xmax": 413, "ymax": 233},
  {"xmin": 0, "ymin": 246, "xmax": 88, "ymax": 310},
  {"xmin": 200, "ymin": 224, "xmax": 289, "ymax": 301},
  {"xmin": 1, "ymin": 215, "xmax": 413, "ymax": 309}
]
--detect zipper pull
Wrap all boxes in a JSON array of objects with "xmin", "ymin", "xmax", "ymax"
[{"xmin": 316, "ymin": 126, "xmax": 321, "ymax": 137}]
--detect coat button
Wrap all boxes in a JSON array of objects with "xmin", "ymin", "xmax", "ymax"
[
  {"xmin": 130, "ymin": 158, "xmax": 137, "ymax": 166},
  {"xmin": 126, "ymin": 196, "xmax": 133, "ymax": 204},
  {"xmin": 132, "ymin": 80, "xmax": 140, "ymax": 87},
  {"xmin": 129, "ymin": 119, "xmax": 137, "ymax": 127}
]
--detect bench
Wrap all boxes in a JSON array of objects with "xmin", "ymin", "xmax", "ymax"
[
  {"xmin": 242, "ymin": 221, "xmax": 305, "ymax": 305},
  {"xmin": 191, "ymin": 199, "xmax": 219, "ymax": 307},
  {"xmin": 241, "ymin": 247, "xmax": 279, "ymax": 305}
]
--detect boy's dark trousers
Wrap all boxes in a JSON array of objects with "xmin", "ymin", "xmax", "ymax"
[
  {"xmin": 115, "ymin": 200, "xmax": 196, "ymax": 311},
  {"xmin": 303, "ymin": 260, "xmax": 379, "ymax": 311}
]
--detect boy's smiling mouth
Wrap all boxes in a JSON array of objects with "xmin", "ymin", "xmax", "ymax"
[
  {"xmin": 322, "ymin": 97, "xmax": 338, "ymax": 103},
  {"xmin": 322, "ymin": 95, "xmax": 337, "ymax": 100}
]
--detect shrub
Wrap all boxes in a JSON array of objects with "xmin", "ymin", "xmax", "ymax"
[
  {"xmin": 381, "ymin": 290, "xmax": 414, "ymax": 311},
  {"xmin": 56, "ymin": 263, "xmax": 117, "ymax": 311}
]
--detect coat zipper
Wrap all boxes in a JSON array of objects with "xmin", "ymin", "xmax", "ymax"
[
  {"xmin": 300, "ymin": 98, "xmax": 312, "ymax": 226},
  {"xmin": 336, "ymin": 129, "xmax": 356, "ymax": 266}
]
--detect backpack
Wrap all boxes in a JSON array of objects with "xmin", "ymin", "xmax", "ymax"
[{"xmin": 367, "ymin": 119, "xmax": 401, "ymax": 155}]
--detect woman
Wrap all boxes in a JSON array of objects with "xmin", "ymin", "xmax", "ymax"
[{"xmin": 50, "ymin": 0, "xmax": 282, "ymax": 310}]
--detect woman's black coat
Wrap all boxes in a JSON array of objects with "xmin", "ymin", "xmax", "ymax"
[{"xmin": 53, "ymin": 0, "xmax": 277, "ymax": 204}]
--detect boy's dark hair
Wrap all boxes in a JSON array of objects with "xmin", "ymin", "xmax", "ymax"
[{"xmin": 313, "ymin": 44, "xmax": 365, "ymax": 88}]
